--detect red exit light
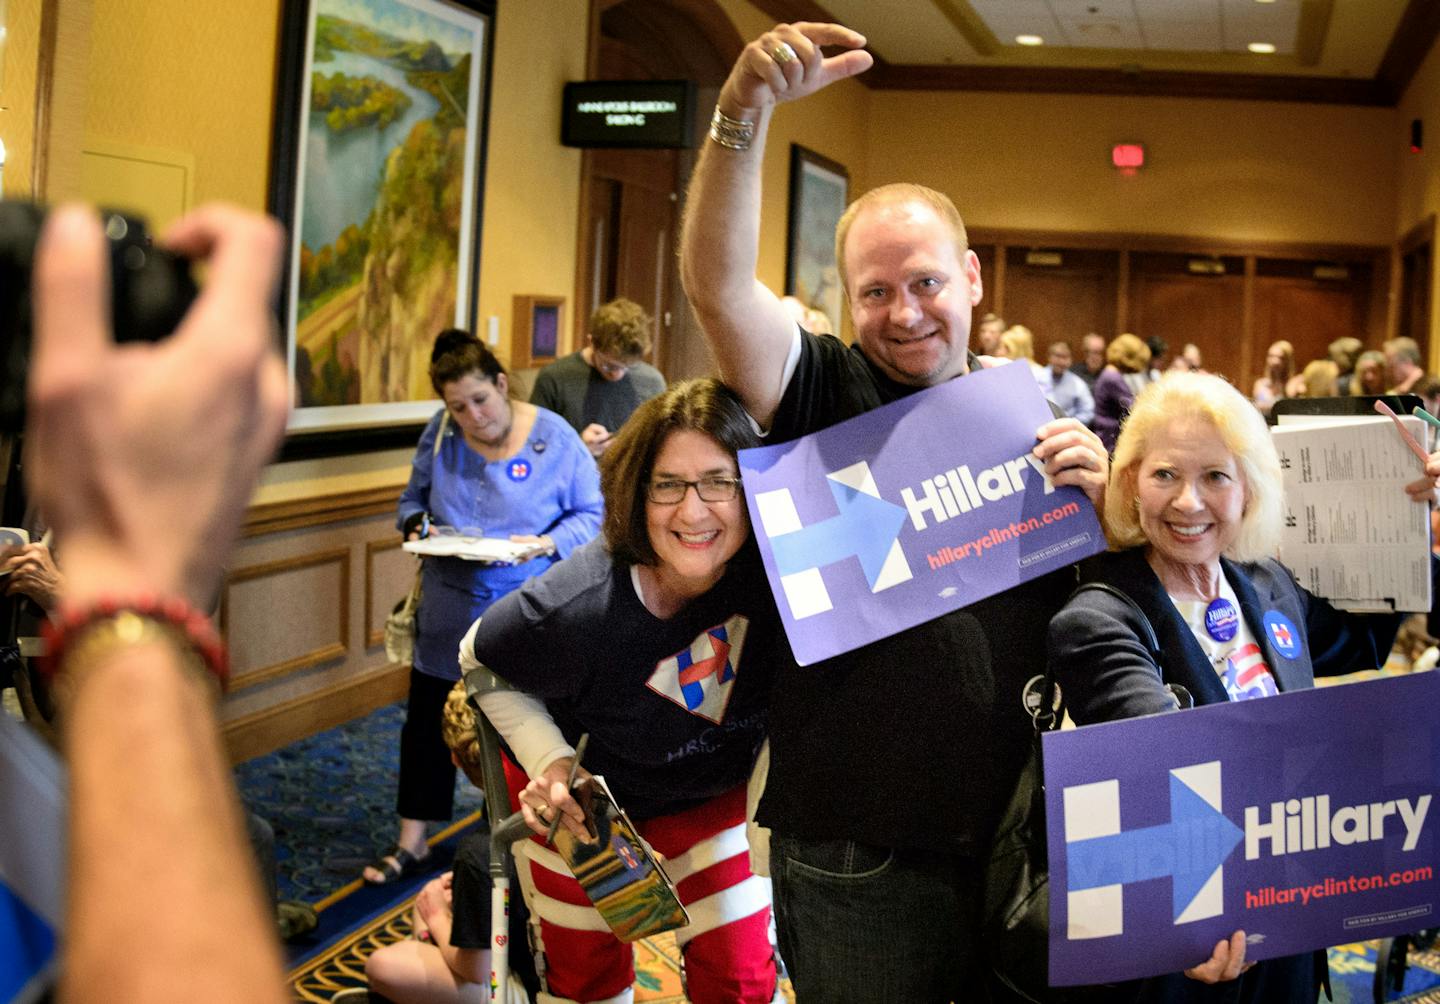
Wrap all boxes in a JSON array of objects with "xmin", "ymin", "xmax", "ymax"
[{"xmin": 1112, "ymin": 143, "xmax": 1145, "ymax": 173}]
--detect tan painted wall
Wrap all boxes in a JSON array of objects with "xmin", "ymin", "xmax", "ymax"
[
  {"xmin": 862, "ymin": 89, "xmax": 1397, "ymax": 247},
  {"xmin": 1397, "ymin": 37, "xmax": 1440, "ymax": 368},
  {"xmin": 0, "ymin": 0, "xmax": 42, "ymax": 198},
  {"xmin": 80, "ymin": 1, "xmax": 273, "ymax": 210},
  {"xmin": 473, "ymin": 0, "xmax": 587, "ymax": 370}
]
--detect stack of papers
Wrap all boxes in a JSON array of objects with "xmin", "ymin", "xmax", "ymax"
[
  {"xmin": 1272, "ymin": 414, "xmax": 1432, "ymax": 612},
  {"xmin": 403, "ymin": 535, "xmax": 547, "ymax": 564}
]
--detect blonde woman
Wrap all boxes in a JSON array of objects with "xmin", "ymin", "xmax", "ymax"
[
  {"xmin": 1090, "ymin": 332, "xmax": 1151, "ymax": 452},
  {"xmin": 1251, "ymin": 340, "xmax": 1293, "ymax": 414}
]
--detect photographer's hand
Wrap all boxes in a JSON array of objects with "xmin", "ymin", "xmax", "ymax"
[{"xmin": 29, "ymin": 204, "xmax": 289, "ymax": 609}]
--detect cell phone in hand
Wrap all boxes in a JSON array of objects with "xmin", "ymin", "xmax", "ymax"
[{"xmin": 0, "ymin": 528, "xmax": 29, "ymax": 576}]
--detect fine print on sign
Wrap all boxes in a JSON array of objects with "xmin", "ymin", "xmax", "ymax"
[
  {"xmin": 739, "ymin": 362, "xmax": 1105, "ymax": 665},
  {"xmin": 1044, "ymin": 671, "xmax": 1439, "ymax": 986}
]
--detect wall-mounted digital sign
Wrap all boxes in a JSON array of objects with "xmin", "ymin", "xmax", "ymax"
[{"xmin": 562, "ymin": 80, "xmax": 695, "ymax": 149}]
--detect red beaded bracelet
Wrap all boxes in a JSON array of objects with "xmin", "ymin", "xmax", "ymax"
[{"xmin": 40, "ymin": 596, "xmax": 230, "ymax": 691}]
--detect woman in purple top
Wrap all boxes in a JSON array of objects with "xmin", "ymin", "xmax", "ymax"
[
  {"xmin": 364, "ymin": 330, "xmax": 603, "ymax": 885},
  {"xmin": 1091, "ymin": 332, "xmax": 1152, "ymax": 453}
]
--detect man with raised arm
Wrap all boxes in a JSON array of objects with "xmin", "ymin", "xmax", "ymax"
[{"xmin": 680, "ymin": 22, "xmax": 1109, "ymax": 1000}]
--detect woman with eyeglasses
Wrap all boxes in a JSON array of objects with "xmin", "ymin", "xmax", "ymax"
[
  {"xmin": 461, "ymin": 379, "xmax": 782, "ymax": 1004},
  {"xmin": 364, "ymin": 330, "xmax": 604, "ymax": 887}
]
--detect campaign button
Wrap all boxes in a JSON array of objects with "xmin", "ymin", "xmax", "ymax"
[
  {"xmin": 1262, "ymin": 610, "xmax": 1301, "ymax": 660},
  {"xmin": 1204, "ymin": 597, "xmax": 1238, "ymax": 643}
]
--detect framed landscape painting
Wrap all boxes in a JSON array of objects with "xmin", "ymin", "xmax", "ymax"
[
  {"xmin": 269, "ymin": 0, "xmax": 495, "ymax": 449},
  {"xmin": 784, "ymin": 144, "xmax": 848, "ymax": 337}
]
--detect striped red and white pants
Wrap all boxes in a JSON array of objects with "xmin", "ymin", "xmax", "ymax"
[{"xmin": 503, "ymin": 758, "xmax": 775, "ymax": 1004}]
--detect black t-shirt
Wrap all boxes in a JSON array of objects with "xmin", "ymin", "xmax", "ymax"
[
  {"xmin": 472, "ymin": 538, "xmax": 776, "ymax": 820},
  {"xmin": 449, "ymin": 831, "xmax": 539, "ymax": 996},
  {"xmin": 756, "ymin": 332, "xmax": 1072, "ymax": 854}
]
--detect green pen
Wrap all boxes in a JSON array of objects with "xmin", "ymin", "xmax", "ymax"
[{"xmin": 1413, "ymin": 406, "xmax": 1440, "ymax": 432}]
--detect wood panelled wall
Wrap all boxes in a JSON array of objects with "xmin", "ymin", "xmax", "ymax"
[
  {"xmin": 218, "ymin": 485, "xmax": 416, "ymax": 764},
  {"xmin": 971, "ymin": 229, "xmax": 1390, "ymax": 388}
]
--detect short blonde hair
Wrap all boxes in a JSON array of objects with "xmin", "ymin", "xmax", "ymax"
[
  {"xmin": 835, "ymin": 183, "xmax": 968, "ymax": 297},
  {"xmin": 1105, "ymin": 372, "xmax": 1282, "ymax": 562},
  {"xmin": 1106, "ymin": 333, "xmax": 1151, "ymax": 374},
  {"xmin": 441, "ymin": 681, "xmax": 482, "ymax": 770},
  {"xmin": 999, "ymin": 325, "xmax": 1035, "ymax": 362},
  {"xmin": 1296, "ymin": 359, "xmax": 1339, "ymax": 398}
]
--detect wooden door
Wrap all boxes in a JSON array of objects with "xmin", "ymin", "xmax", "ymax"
[
  {"xmin": 576, "ymin": 147, "xmax": 678, "ymax": 366},
  {"xmin": 1001, "ymin": 247, "xmax": 1120, "ymax": 352},
  {"xmin": 1250, "ymin": 259, "xmax": 1373, "ymax": 386},
  {"xmin": 1127, "ymin": 253, "xmax": 1246, "ymax": 384},
  {"xmin": 1400, "ymin": 236, "xmax": 1432, "ymax": 361}
]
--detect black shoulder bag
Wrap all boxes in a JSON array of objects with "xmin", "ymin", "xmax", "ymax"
[{"xmin": 984, "ymin": 581, "xmax": 1162, "ymax": 1003}]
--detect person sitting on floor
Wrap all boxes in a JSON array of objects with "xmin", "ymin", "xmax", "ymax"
[{"xmin": 335, "ymin": 682, "xmax": 539, "ymax": 1004}]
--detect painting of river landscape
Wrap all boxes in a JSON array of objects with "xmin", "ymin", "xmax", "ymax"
[{"xmin": 273, "ymin": 0, "xmax": 494, "ymax": 435}]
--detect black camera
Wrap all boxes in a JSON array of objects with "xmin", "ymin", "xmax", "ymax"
[{"xmin": 0, "ymin": 201, "xmax": 198, "ymax": 433}]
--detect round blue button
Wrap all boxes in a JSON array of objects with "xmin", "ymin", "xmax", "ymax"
[
  {"xmin": 1204, "ymin": 597, "xmax": 1239, "ymax": 643},
  {"xmin": 1261, "ymin": 610, "xmax": 1301, "ymax": 660}
]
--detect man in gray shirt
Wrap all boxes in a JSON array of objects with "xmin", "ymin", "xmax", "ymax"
[{"xmin": 529, "ymin": 297, "xmax": 666, "ymax": 457}]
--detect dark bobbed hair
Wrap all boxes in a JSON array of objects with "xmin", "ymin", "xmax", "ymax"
[
  {"xmin": 600, "ymin": 378, "xmax": 758, "ymax": 566},
  {"xmin": 429, "ymin": 328, "xmax": 506, "ymax": 396}
]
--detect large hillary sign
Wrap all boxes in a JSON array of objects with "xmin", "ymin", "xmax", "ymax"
[
  {"xmin": 1045, "ymin": 671, "xmax": 1440, "ymax": 986},
  {"xmin": 738, "ymin": 361, "xmax": 1104, "ymax": 665}
]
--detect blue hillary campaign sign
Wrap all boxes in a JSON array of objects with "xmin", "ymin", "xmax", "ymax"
[
  {"xmin": 0, "ymin": 711, "xmax": 64, "ymax": 1003},
  {"xmin": 738, "ymin": 361, "xmax": 1104, "ymax": 665},
  {"xmin": 1045, "ymin": 671, "xmax": 1440, "ymax": 986}
]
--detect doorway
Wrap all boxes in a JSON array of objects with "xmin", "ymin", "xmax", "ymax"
[{"xmin": 574, "ymin": 0, "xmax": 741, "ymax": 381}]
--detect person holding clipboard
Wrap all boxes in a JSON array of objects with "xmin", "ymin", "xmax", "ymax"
[{"xmin": 364, "ymin": 331, "xmax": 602, "ymax": 887}]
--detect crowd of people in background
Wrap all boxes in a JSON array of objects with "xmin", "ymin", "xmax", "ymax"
[{"xmin": 984, "ymin": 319, "xmax": 1440, "ymax": 432}]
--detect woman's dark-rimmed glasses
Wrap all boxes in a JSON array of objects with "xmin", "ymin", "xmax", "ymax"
[{"xmin": 646, "ymin": 476, "xmax": 743, "ymax": 505}]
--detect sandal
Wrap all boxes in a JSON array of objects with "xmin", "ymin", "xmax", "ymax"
[
  {"xmin": 362, "ymin": 845, "xmax": 429, "ymax": 885},
  {"xmin": 277, "ymin": 900, "xmax": 318, "ymax": 941}
]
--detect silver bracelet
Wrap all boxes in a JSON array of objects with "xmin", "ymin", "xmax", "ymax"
[{"xmin": 708, "ymin": 106, "xmax": 756, "ymax": 151}]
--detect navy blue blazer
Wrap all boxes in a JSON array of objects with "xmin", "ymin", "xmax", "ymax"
[{"xmin": 1049, "ymin": 547, "xmax": 1429, "ymax": 726}]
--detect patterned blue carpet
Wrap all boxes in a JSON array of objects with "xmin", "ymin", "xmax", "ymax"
[{"xmin": 234, "ymin": 701, "xmax": 483, "ymax": 905}]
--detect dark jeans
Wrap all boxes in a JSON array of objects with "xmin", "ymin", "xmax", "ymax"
[
  {"xmin": 396, "ymin": 668, "xmax": 458, "ymax": 821},
  {"xmin": 770, "ymin": 833, "xmax": 995, "ymax": 1004}
]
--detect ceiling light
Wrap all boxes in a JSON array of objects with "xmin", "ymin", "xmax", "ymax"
[
  {"xmin": 1248, "ymin": 42, "xmax": 1276, "ymax": 54},
  {"xmin": 1255, "ymin": 0, "xmax": 1276, "ymax": 4},
  {"xmin": 1015, "ymin": 34, "xmax": 1044, "ymax": 46}
]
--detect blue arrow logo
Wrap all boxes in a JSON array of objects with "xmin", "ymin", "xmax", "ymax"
[
  {"xmin": 770, "ymin": 478, "xmax": 908, "ymax": 589},
  {"xmin": 1067, "ymin": 772, "xmax": 1244, "ymax": 922}
]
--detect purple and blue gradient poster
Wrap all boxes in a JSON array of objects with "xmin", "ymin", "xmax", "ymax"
[
  {"xmin": 1045, "ymin": 671, "xmax": 1439, "ymax": 986},
  {"xmin": 738, "ymin": 361, "xmax": 1104, "ymax": 666}
]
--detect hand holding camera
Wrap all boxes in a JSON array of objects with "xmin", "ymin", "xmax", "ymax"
[{"xmin": 27, "ymin": 204, "xmax": 290, "ymax": 610}]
